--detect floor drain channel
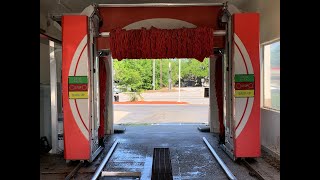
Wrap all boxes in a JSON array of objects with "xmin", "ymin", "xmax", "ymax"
[{"xmin": 151, "ymin": 148, "xmax": 173, "ymax": 180}]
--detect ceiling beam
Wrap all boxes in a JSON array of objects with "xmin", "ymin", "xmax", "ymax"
[{"xmin": 98, "ymin": 3, "xmax": 224, "ymax": 7}]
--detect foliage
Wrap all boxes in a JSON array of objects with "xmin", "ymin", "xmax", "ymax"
[
  {"xmin": 113, "ymin": 58, "xmax": 209, "ymax": 91},
  {"xmin": 126, "ymin": 92, "xmax": 144, "ymax": 102},
  {"xmin": 179, "ymin": 58, "xmax": 209, "ymax": 80},
  {"xmin": 113, "ymin": 59, "xmax": 151, "ymax": 91}
]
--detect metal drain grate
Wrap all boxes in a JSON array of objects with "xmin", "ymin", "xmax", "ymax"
[{"xmin": 151, "ymin": 148, "xmax": 173, "ymax": 180}]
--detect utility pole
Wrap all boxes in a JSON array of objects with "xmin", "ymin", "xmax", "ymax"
[
  {"xmin": 168, "ymin": 61, "xmax": 171, "ymax": 91},
  {"xmin": 160, "ymin": 59, "xmax": 162, "ymax": 88},
  {"xmin": 153, "ymin": 59, "xmax": 155, "ymax": 90},
  {"xmin": 178, "ymin": 58, "xmax": 181, "ymax": 102}
]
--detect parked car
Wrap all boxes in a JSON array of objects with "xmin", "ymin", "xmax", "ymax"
[
  {"xmin": 113, "ymin": 84, "xmax": 120, "ymax": 102},
  {"xmin": 113, "ymin": 86, "xmax": 120, "ymax": 94}
]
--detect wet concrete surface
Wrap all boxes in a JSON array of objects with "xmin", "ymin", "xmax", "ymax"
[
  {"xmin": 98, "ymin": 125, "xmax": 256, "ymax": 180},
  {"xmin": 40, "ymin": 124, "xmax": 280, "ymax": 180}
]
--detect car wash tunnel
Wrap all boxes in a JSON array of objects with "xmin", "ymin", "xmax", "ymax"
[{"xmin": 40, "ymin": 1, "xmax": 280, "ymax": 180}]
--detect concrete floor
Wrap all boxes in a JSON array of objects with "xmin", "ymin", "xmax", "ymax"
[
  {"xmin": 98, "ymin": 125, "xmax": 256, "ymax": 180},
  {"xmin": 100, "ymin": 125, "xmax": 248, "ymax": 180},
  {"xmin": 40, "ymin": 124, "xmax": 280, "ymax": 180}
]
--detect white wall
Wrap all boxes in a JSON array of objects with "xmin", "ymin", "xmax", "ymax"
[
  {"xmin": 40, "ymin": 41, "xmax": 52, "ymax": 143},
  {"xmin": 105, "ymin": 57, "xmax": 114, "ymax": 135},
  {"xmin": 40, "ymin": 41, "xmax": 50, "ymax": 84},
  {"xmin": 209, "ymin": 56, "xmax": 220, "ymax": 133},
  {"xmin": 40, "ymin": 40, "xmax": 62, "ymax": 143},
  {"xmin": 261, "ymin": 108, "xmax": 280, "ymax": 157},
  {"xmin": 54, "ymin": 44, "xmax": 63, "ymax": 114},
  {"xmin": 40, "ymin": 85, "xmax": 52, "ymax": 144},
  {"xmin": 239, "ymin": 0, "xmax": 280, "ymax": 43}
]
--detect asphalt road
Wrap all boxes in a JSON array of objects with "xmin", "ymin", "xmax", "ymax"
[
  {"xmin": 114, "ymin": 104, "xmax": 209, "ymax": 124},
  {"xmin": 118, "ymin": 87, "xmax": 210, "ymax": 105}
]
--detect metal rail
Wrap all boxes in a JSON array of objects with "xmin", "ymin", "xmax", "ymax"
[
  {"xmin": 242, "ymin": 159, "xmax": 266, "ymax": 180},
  {"xmin": 91, "ymin": 139, "xmax": 119, "ymax": 180},
  {"xmin": 203, "ymin": 137, "xmax": 237, "ymax": 180},
  {"xmin": 99, "ymin": 30, "xmax": 226, "ymax": 37},
  {"xmin": 101, "ymin": 171, "xmax": 141, "ymax": 177},
  {"xmin": 65, "ymin": 162, "xmax": 84, "ymax": 180},
  {"xmin": 98, "ymin": 3, "xmax": 224, "ymax": 7}
]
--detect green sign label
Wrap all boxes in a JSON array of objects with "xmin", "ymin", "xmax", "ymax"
[
  {"xmin": 68, "ymin": 76, "xmax": 88, "ymax": 84},
  {"xmin": 235, "ymin": 74, "xmax": 254, "ymax": 82}
]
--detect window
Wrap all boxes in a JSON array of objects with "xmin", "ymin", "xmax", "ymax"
[{"xmin": 263, "ymin": 41, "xmax": 280, "ymax": 110}]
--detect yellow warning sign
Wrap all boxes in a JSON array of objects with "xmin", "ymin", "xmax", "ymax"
[
  {"xmin": 235, "ymin": 90, "xmax": 254, "ymax": 98},
  {"xmin": 69, "ymin": 91, "xmax": 88, "ymax": 99}
]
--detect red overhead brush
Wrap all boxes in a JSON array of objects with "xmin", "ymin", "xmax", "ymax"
[{"xmin": 109, "ymin": 27, "xmax": 214, "ymax": 62}]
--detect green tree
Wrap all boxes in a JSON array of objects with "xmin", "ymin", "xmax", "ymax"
[
  {"xmin": 113, "ymin": 58, "xmax": 209, "ymax": 91},
  {"xmin": 113, "ymin": 60, "xmax": 142, "ymax": 92}
]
